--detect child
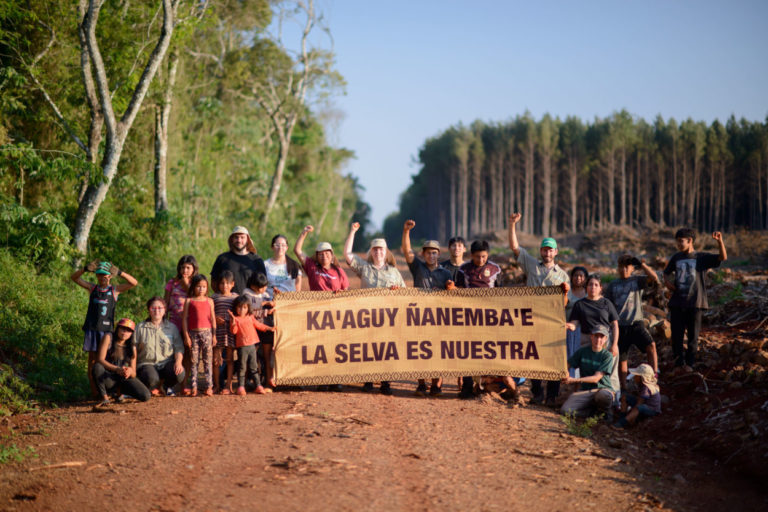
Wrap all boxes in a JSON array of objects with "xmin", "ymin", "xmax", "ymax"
[
  {"xmin": 664, "ymin": 229, "xmax": 727, "ymax": 372},
  {"xmin": 242, "ymin": 272, "xmax": 277, "ymax": 389},
  {"xmin": 93, "ymin": 318, "xmax": 151, "ymax": 406},
  {"xmin": 439, "ymin": 236, "xmax": 467, "ymax": 287},
  {"xmin": 212, "ymin": 270, "xmax": 238, "ymax": 394},
  {"xmin": 70, "ymin": 260, "xmax": 138, "ymax": 397},
  {"xmin": 164, "ymin": 255, "xmax": 198, "ymax": 391},
  {"xmin": 614, "ymin": 363, "xmax": 661, "ymax": 428},
  {"xmin": 181, "ymin": 274, "xmax": 216, "ymax": 396},
  {"xmin": 605, "ymin": 254, "xmax": 660, "ymax": 389},
  {"xmin": 228, "ymin": 295, "xmax": 275, "ymax": 395}
]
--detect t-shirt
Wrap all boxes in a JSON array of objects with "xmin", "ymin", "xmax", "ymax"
[
  {"xmin": 515, "ymin": 247, "xmax": 570, "ymax": 287},
  {"xmin": 302, "ymin": 259, "xmax": 349, "ymax": 292},
  {"xmin": 605, "ymin": 276, "xmax": 647, "ymax": 325},
  {"xmin": 459, "ymin": 260, "xmax": 502, "ymax": 288},
  {"xmin": 567, "ymin": 346, "xmax": 614, "ymax": 391},
  {"xmin": 568, "ymin": 297, "xmax": 619, "ymax": 335},
  {"xmin": 408, "ymin": 258, "xmax": 453, "ymax": 290},
  {"xmin": 242, "ymin": 288, "xmax": 271, "ymax": 321},
  {"xmin": 565, "ymin": 290, "xmax": 586, "ymax": 320},
  {"xmin": 664, "ymin": 251, "xmax": 721, "ymax": 309},
  {"xmin": 349, "ymin": 255, "xmax": 406, "ymax": 289},
  {"xmin": 639, "ymin": 384, "xmax": 662, "ymax": 414},
  {"xmin": 210, "ymin": 251, "xmax": 266, "ymax": 295},
  {"xmin": 265, "ymin": 258, "xmax": 302, "ymax": 296},
  {"xmin": 439, "ymin": 260, "xmax": 467, "ymax": 287}
]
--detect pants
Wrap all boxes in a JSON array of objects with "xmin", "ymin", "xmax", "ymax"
[
  {"xmin": 92, "ymin": 363, "xmax": 151, "ymax": 402},
  {"xmin": 237, "ymin": 344, "xmax": 260, "ymax": 388},
  {"xmin": 566, "ymin": 329, "xmax": 581, "ymax": 378},
  {"xmin": 137, "ymin": 363, "xmax": 185, "ymax": 391},
  {"xmin": 531, "ymin": 380, "xmax": 561, "ymax": 401},
  {"xmin": 560, "ymin": 388, "xmax": 614, "ymax": 417},
  {"xmin": 189, "ymin": 330, "xmax": 213, "ymax": 390},
  {"xmin": 670, "ymin": 307, "xmax": 702, "ymax": 367}
]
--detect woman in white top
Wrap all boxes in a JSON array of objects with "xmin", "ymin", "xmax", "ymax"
[{"xmin": 264, "ymin": 234, "xmax": 303, "ymax": 297}]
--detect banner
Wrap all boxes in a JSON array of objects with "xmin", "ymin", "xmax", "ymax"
[{"xmin": 273, "ymin": 287, "xmax": 567, "ymax": 386}]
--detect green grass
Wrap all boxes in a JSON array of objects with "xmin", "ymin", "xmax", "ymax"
[
  {"xmin": 560, "ymin": 412, "xmax": 604, "ymax": 437},
  {"xmin": 0, "ymin": 435, "xmax": 37, "ymax": 464},
  {"xmin": 714, "ymin": 282, "xmax": 744, "ymax": 305}
]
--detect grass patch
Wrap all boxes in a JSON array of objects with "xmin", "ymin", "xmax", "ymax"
[
  {"xmin": 715, "ymin": 282, "xmax": 745, "ymax": 305},
  {"xmin": 0, "ymin": 435, "xmax": 37, "ymax": 464},
  {"xmin": 560, "ymin": 412, "xmax": 603, "ymax": 437}
]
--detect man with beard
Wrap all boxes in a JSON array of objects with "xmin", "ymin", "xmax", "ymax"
[{"xmin": 211, "ymin": 226, "xmax": 266, "ymax": 295}]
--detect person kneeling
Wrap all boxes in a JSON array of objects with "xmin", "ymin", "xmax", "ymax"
[
  {"xmin": 560, "ymin": 325, "xmax": 616, "ymax": 420},
  {"xmin": 614, "ymin": 364, "xmax": 661, "ymax": 428}
]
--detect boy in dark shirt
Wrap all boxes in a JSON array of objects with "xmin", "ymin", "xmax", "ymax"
[
  {"xmin": 605, "ymin": 254, "xmax": 660, "ymax": 389},
  {"xmin": 440, "ymin": 236, "xmax": 467, "ymax": 287},
  {"xmin": 663, "ymin": 229, "xmax": 727, "ymax": 372}
]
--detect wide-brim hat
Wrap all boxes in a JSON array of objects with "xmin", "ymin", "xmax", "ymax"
[
  {"xmin": 629, "ymin": 363, "xmax": 659, "ymax": 394},
  {"xmin": 315, "ymin": 242, "xmax": 333, "ymax": 253},
  {"xmin": 229, "ymin": 226, "xmax": 257, "ymax": 254}
]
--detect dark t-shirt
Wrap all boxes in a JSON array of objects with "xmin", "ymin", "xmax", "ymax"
[
  {"xmin": 459, "ymin": 260, "xmax": 502, "ymax": 288},
  {"xmin": 210, "ymin": 251, "xmax": 267, "ymax": 295},
  {"xmin": 664, "ymin": 252, "xmax": 721, "ymax": 309},
  {"xmin": 568, "ymin": 297, "xmax": 619, "ymax": 334},
  {"xmin": 567, "ymin": 346, "xmax": 614, "ymax": 391},
  {"xmin": 408, "ymin": 258, "xmax": 453, "ymax": 290},
  {"xmin": 605, "ymin": 276, "xmax": 647, "ymax": 325},
  {"xmin": 439, "ymin": 260, "xmax": 467, "ymax": 287}
]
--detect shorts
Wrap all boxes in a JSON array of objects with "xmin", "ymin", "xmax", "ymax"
[
  {"xmin": 618, "ymin": 322, "xmax": 654, "ymax": 361},
  {"xmin": 257, "ymin": 316, "xmax": 275, "ymax": 346},
  {"xmin": 83, "ymin": 329, "xmax": 108, "ymax": 352}
]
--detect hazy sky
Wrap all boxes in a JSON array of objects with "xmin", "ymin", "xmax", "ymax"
[{"xmin": 314, "ymin": 0, "xmax": 768, "ymax": 230}]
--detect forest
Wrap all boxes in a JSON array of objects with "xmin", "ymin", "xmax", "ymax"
[
  {"xmin": 384, "ymin": 112, "xmax": 768, "ymax": 243},
  {"xmin": 0, "ymin": 0, "xmax": 370, "ymax": 408}
]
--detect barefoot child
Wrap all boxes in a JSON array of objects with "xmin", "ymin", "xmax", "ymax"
[
  {"xmin": 71, "ymin": 260, "xmax": 138, "ymax": 397},
  {"xmin": 614, "ymin": 363, "xmax": 661, "ymax": 428},
  {"xmin": 181, "ymin": 274, "xmax": 216, "ymax": 396},
  {"xmin": 212, "ymin": 271, "xmax": 238, "ymax": 394},
  {"xmin": 228, "ymin": 296, "xmax": 275, "ymax": 395},
  {"xmin": 242, "ymin": 272, "xmax": 276, "ymax": 389}
]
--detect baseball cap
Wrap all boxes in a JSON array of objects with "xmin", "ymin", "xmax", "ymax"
[
  {"xmin": 422, "ymin": 240, "xmax": 440, "ymax": 251},
  {"xmin": 116, "ymin": 318, "xmax": 136, "ymax": 331},
  {"xmin": 591, "ymin": 325, "xmax": 610, "ymax": 337},
  {"xmin": 540, "ymin": 238, "xmax": 557, "ymax": 249},
  {"xmin": 231, "ymin": 226, "xmax": 249, "ymax": 236},
  {"xmin": 370, "ymin": 238, "xmax": 387, "ymax": 250},
  {"xmin": 315, "ymin": 242, "xmax": 333, "ymax": 253},
  {"xmin": 94, "ymin": 261, "xmax": 111, "ymax": 275}
]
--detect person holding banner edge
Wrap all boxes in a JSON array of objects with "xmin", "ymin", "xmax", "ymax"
[
  {"xmin": 345, "ymin": 222, "xmax": 406, "ymax": 395},
  {"xmin": 401, "ymin": 219, "xmax": 453, "ymax": 396},
  {"xmin": 508, "ymin": 212, "xmax": 570, "ymax": 407}
]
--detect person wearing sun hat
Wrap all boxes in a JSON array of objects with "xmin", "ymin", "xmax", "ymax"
[
  {"xmin": 210, "ymin": 225, "xmax": 266, "ymax": 294},
  {"xmin": 614, "ymin": 363, "xmax": 661, "ymax": 428},
  {"xmin": 401, "ymin": 219, "xmax": 453, "ymax": 396},
  {"xmin": 345, "ymin": 222, "xmax": 405, "ymax": 395},
  {"xmin": 508, "ymin": 212, "xmax": 570, "ymax": 406},
  {"xmin": 293, "ymin": 225, "xmax": 349, "ymax": 292},
  {"xmin": 93, "ymin": 317, "xmax": 151, "ymax": 406}
]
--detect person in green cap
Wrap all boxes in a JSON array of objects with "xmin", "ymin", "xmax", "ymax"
[
  {"xmin": 71, "ymin": 260, "xmax": 138, "ymax": 397},
  {"xmin": 508, "ymin": 212, "xmax": 570, "ymax": 406}
]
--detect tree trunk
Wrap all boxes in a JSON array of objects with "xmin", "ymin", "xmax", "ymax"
[{"xmin": 154, "ymin": 50, "xmax": 179, "ymax": 216}]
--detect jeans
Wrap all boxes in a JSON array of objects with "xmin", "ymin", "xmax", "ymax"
[
  {"xmin": 670, "ymin": 307, "xmax": 702, "ymax": 367},
  {"xmin": 92, "ymin": 362, "xmax": 151, "ymax": 401},
  {"xmin": 237, "ymin": 344, "xmax": 260, "ymax": 388}
]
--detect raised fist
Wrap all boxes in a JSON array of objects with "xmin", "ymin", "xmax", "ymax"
[
  {"xmin": 351, "ymin": 222, "xmax": 360, "ymax": 232},
  {"xmin": 712, "ymin": 231, "xmax": 723, "ymax": 242},
  {"xmin": 303, "ymin": 225, "xmax": 314, "ymax": 233},
  {"xmin": 509, "ymin": 212, "xmax": 522, "ymax": 225},
  {"xmin": 404, "ymin": 220, "xmax": 416, "ymax": 230}
]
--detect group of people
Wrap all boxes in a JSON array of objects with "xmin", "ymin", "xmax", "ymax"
[{"xmin": 71, "ymin": 216, "xmax": 728, "ymax": 428}]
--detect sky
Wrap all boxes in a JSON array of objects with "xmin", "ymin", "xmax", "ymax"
[{"xmin": 307, "ymin": 0, "xmax": 768, "ymax": 230}]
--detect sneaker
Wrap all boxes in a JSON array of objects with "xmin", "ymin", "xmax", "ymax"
[
  {"xmin": 165, "ymin": 387, "xmax": 176, "ymax": 397},
  {"xmin": 380, "ymin": 382, "xmax": 393, "ymax": 395},
  {"xmin": 429, "ymin": 384, "xmax": 442, "ymax": 397},
  {"xmin": 254, "ymin": 385, "xmax": 267, "ymax": 395},
  {"xmin": 362, "ymin": 382, "xmax": 374, "ymax": 393},
  {"xmin": 236, "ymin": 386, "xmax": 246, "ymax": 396},
  {"xmin": 414, "ymin": 383, "xmax": 428, "ymax": 397}
]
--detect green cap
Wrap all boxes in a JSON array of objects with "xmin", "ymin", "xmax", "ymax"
[
  {"xmin": 540, "ymin": 238, "xmax": 557, "ymax": 250},
  {"xmin": 94, "ymin": 261, "xmax": 111, "ymax": 275}
]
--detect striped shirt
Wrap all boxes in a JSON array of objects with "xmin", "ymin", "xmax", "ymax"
[{"xmin": 212, "ymin": 293, "xmax": 238, "ymax": 346}]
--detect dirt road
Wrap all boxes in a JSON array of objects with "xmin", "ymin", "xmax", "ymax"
[{"xmin": 2, "ymin": 384, "xmax": 766, "ymax": 512}]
